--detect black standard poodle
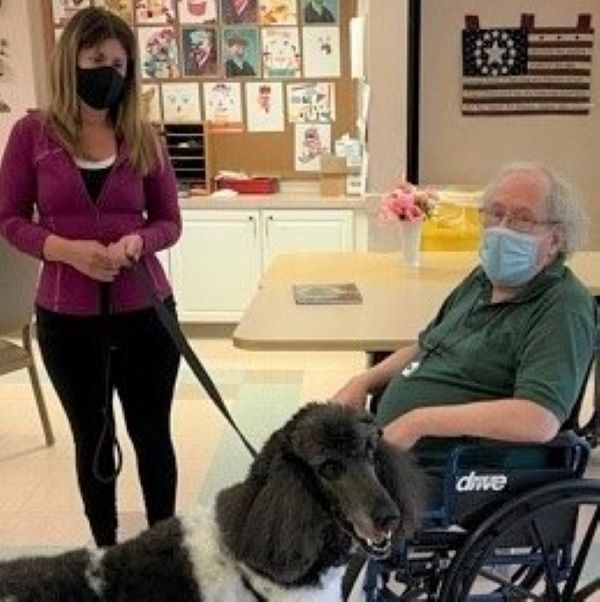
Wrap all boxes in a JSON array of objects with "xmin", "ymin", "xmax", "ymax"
[{"xmin": 0, "ymin": 403, "xmax": 424, "ymax": 600}]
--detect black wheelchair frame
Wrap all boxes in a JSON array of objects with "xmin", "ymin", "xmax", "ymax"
[{"xmin": 344, "ymin": 342, "xmax": 600, "ymax": 601}]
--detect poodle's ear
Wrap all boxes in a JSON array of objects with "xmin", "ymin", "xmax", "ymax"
[
  {"xmin": 218, "ymin": 459, "xmax": 326, "ymax": 584},
  {"xmin": 375, "ymin": 440, "xmax": 425, "ymax": 538}
]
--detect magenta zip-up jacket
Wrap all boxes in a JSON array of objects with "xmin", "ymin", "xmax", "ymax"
[{"xmin": 0, "ymin": 112, "xmax": 181, "ymax": 315}]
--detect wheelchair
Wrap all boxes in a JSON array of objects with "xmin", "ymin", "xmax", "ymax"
[{"xmin": 344, "ymin": 352, "xmax": 600, "ymax": 601}]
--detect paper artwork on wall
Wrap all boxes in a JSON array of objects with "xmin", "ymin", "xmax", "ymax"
[
  {"xmin": 246, "ymin": 81, "xmax": 285, "ymax": 131},
  {"xmin": 95, "ymin": 0, "xmax": 134, "ymax": 23},
  {"xmin": 135, "ymin": 0, "xmax": 176, "ymax": 24},
  {"xmin": 294, "ymin": 123, "xmax": 331, "ymax": 171},
  {"xmin": 262, "ymin": 27, "xmax": 301, "ymax": 78},
  {"xmin": 302, "ymin": 26, "xmax": 340, "ymax": 78},
  {"xmin": 462, "ymin": 13, "xmax": 594, "ymax": 116},
  {"xmin": 162, "ymin": 82, "xmax": 202, "ymax": 122},
  {"xmin": 259, "ymin": 0, "xmax": 298, "ymax": 25},
  {"xmin": 138, "ymin": 26, "xmax": 181, "ymax": 79},
  {"xmin": 181, "ymin": 26, "xmax": 219, "ymax": 76},
  {"xmin": 222, "ymin": 27, "xmax": 261, "ymax": 78},
  {"xmin": 52, "ymin": 0, "xmax": 92, "ymax": 25},
  {"xmin": 301, "ymin": 0, "xmax": 338, "ymax": 25},
  {"xmin": 178, "ymin": 0, "xmax": 218, "ymax": 24},
  {"xmin": 220, "ymin": 0, "xmax": 258, "ymax": 25},
  {"xmin": 203, "ymin": 81, "xmax": 244, "ymax": 132},
  {"xmin": 287, "ymin": 82, "xmax": 335, "ymax": 122},
  {"xmin": 141, "ymin": 83, "xmax": 162, "ymax": 122}
]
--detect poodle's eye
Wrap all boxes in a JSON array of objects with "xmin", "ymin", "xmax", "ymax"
[{"xmin": 318, "ymin": 460, "xmax": 344, "ymax": 480}]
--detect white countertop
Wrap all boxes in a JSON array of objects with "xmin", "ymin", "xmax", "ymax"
[{"xmin": 178, "ymin": 180, "xmax": 366, "ymax": 211}]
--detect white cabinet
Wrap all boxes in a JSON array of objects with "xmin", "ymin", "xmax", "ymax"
[
  {"xmin": 170, "ymin": 208, "xmax": 357, "ymax": 322},
  {"xmin": 262, "ymin": 210, "xmax": 353, "ymax": 272},
  {"xmin": 170, "ymin": 210, "xmax": 262, "ymax": 322}
]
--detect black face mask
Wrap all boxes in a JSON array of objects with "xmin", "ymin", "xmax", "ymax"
[{"xmin": 76, "ymin": 66, "xmax": 126, "ymax": 110}]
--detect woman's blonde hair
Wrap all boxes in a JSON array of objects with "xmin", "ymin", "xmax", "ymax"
[{"xmin": 47, "ymin": 7, "xmax": 161, "ymax": 175}]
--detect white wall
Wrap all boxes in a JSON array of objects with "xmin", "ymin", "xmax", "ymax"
[
  {"xmin": 362, "ymin": 0, "xmax": 409, "ymax": 193},
  {"xmin": 0, "ymin": 0, "xmax": 46, "ymax": 150}
]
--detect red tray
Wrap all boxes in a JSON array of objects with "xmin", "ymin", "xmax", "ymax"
[{"xmin": 215, "ymin": 177, "xmax": 279, "ymax": 194}]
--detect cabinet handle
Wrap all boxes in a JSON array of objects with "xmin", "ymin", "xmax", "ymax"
[
  {"xmin": 264, "ymin": 215, "xmax": 273, "ymax": 238},
  {"xmin": 249, "ymin": 215, "xmax": 257, "ymax": 238}
]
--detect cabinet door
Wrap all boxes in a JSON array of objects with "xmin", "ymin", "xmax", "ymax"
[
  {"xmin": 170, "ymin": 210, "xmax": 261, "ymax": 321},
  {"xmin": 262, "ymin": 210, "xmax": 354, "ymax": 271}
]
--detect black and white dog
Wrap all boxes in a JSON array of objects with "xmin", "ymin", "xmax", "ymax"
[{"xmin": 0, "ymin": 403, "xmax": 423, "ymax": 601}]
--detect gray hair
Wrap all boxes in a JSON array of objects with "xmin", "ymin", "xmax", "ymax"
[{"xmin": 480, "ymin": 162, "xmax": 588, "ymax": 256}]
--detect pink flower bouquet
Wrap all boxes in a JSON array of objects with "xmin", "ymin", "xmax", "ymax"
[{"xmin": 379, "ymin": 180, "xmax": 438, "ymax": 223}]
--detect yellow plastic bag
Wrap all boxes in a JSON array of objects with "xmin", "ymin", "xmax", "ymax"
[{"xmin": 422, "ymin": 190, "xmax": 482, "ymax": 251}]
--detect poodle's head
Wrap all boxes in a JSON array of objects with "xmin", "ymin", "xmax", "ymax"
[
  {"xmin": 217, "ymin": 403, "xmax": 423, "ymax": 585},
  {"xmin": 283, "ymin": 403, "xmax": 421, "ymax": 557}
]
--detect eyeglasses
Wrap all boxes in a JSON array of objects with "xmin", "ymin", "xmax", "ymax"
[{"xmin": 478, "ymin": 207, "xmax": 559, "ymax": 234}]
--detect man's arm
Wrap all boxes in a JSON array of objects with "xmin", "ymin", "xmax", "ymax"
[
  {"xmin": 384, "ymin": 398, "xmax": 561, "ymax": 449},
  {"xmin": 330, "ymin": 344, "xmax": 420, "ymax": 407}
]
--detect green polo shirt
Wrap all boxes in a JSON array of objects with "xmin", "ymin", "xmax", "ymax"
[{"xmin": 377, "ymin": 256, "xmax": 597, "ymax": 436}]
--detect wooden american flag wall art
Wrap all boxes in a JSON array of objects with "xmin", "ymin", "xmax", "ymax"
[{"xmin": 462, "ymin": 13, "xmax": 594, "ymax": 116}]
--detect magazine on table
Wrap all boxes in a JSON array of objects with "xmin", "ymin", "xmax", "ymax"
[{"xmin": 293, "ymin": 283, "xmax": 363, "ymax": 305}]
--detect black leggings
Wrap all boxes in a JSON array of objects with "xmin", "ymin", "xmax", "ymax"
[{"xmin": 36, "ymin": 300, "xmax": 180, "ymax": 547}]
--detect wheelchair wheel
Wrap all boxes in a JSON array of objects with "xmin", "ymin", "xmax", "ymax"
[{"xmin": 440, "ymin": 479, "xmax": 600, "ymax": 601}]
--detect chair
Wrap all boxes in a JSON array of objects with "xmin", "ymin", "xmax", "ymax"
[{"xmin": 0, "ymin": 236, "xmax": 54, "ymax": 446}]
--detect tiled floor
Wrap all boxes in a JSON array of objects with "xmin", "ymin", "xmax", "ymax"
[
  {"xmin": 1, "ymin": 328, "xmax": 598, "ymax": 599},
  {"xmin": 0, "ymin": 326, "xmax": 364, "ymax": 550}
]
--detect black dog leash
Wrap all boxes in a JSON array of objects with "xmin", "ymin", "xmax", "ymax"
[
  {"xmin": 92, "ymin": 282, "xmax": 124, "ymax": 484},
  {"xmin": 128, "ymin": 260, "xmax": 258, "ymax": 458}
]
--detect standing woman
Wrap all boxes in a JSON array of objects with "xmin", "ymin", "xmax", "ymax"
[{"xmin": 0, "ymin": 8, "xmax": 181, "ymax": 547}]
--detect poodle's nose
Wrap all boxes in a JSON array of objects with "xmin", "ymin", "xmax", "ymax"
[{"xmin": 373, "ymin": 507, "xmax": 401, "ymax": 532}]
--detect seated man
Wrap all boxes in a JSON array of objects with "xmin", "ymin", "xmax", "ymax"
[{"xmin": 332, "ymin": 163, "xmax": 597, "ymax": 456}]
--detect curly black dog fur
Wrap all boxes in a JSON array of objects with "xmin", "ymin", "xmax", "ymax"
[{"xmin": 0, "ymin": 403, "xmax": 423, "ymax": 601}]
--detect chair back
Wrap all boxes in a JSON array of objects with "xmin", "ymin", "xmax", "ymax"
[{"xmin": 0, "ymin": 237, "xmax": 40, "ymax": 335}]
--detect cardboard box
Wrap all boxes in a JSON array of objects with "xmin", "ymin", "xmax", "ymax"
[{"xmin": 320, "ymin": 153, "xmax": 352, "ymax": 196}]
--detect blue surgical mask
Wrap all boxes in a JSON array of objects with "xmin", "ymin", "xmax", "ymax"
[{"xmin": 479, "ymin": 226, "xmax": 542, "ymax": 287}]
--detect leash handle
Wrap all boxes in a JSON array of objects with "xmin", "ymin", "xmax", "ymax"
[
  {"xmin": 129, "ymin": 259, "xmax": 258, "ymax": 458},
  {"xmin": 93, "ymin": 282, "xmax": 124, "ymax": 484}
]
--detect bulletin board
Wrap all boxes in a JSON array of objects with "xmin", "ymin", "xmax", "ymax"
[{"xmin": 42, "ymin": 0, "xmax": 358, "ymax": 181}]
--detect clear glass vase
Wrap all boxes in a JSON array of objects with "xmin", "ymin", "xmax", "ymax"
[{"xmin": 401, "ymin": 221, "xmax": 422, "ymax": 266}]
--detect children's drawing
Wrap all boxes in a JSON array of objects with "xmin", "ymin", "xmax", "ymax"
[
  {"xmin": 141, "ymin": 83, "xmax": 162, "ymax": 122},
  {"xmin": 182, "ymin": 27, "xmax": 219, "ymax": 76},
  {"xmin": 287, "ymin": 82, "xmax": 335, "ymax": 122},
  {"xmin": 259, "ymin": 0, "xmax": 297, "ymax": 25},
  {"xmin": 302, "ymin": 26, "xmax": 340, "ymax": 78},
  {"xmin": 220, "ymin": 0, "xmax": 258, "ymax": 24},
  {"xmin": 203, "ymin": 82, "xmax": 243, "ymax": 133},
  {"xmin": 294, "ymin": 123, "xmax": 330, "ymax": 171},
  {"xmin": 95, "ymin": 0, "xmax": 134, "ymax": 23},
  {"xmin": 162, "ymin": 83, "xmax": 202, "ymax": 122},
  {"xmin": 135, "ymin": 0, "xmax": 175, "ymax": 24},
  {"xmin": 246, "ymin": 82, "xmax": 284, "ymax": 131},
  {"xmin": 52, "ymin": 0, "xmax": 92, "ymax": 25},
  {"xmin": 262, "ymin": 27, "xmax": 301, "ymax": 78},
  {"xmin": 178, "ymin": 0, "xmax": 218, "ymax": 24},
  {"xmin": 138, "ymin": 26, "xmax": 181, "ymax": 79},
  {"xmin": 222, "ymin": 28, "xmax": 260, "ymax": 78}
]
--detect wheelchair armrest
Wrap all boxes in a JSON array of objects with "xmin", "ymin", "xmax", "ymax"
[{"xmin": 444, "ymin": 430, "xmax": 590, "ymax": 479}]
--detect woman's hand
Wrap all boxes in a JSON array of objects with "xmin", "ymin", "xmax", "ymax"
[
  {"xmin": 64, "ymin": 240, "xmax": 120, "ymax": 282},
  {"xmin": 107, "ymin": 234, "xmax": 144, "ymax": 269},
  {"xmin": 329, "ymin": 374, "xmax": 372, "ymax": 410}
]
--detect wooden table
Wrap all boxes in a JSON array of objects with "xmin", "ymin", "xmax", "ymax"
[{"xmin": 233, "ymin": 251, "xmax": 600, "ymax": 352}]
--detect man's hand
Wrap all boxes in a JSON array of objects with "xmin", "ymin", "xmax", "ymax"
[
  {"xmin": 329, "ymin": 374, "xmax": 371, "ymax": 410},
  {"xmin": 108, "ymin": 234, "xmax": 144, "ymax": 269},
  {"xmin": 64, "ymin": 240, "xmax": 120, "ymax": 282}
]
